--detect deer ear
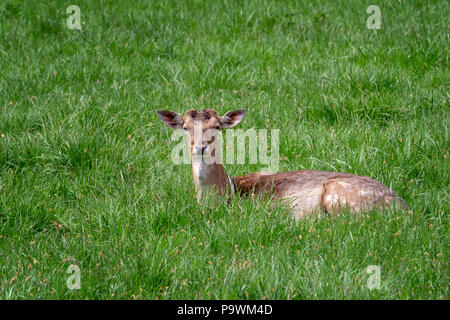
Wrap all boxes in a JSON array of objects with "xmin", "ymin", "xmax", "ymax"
[
  {"xmin": 220, "ymin": 109, "xmax": 247, "ymax": 128},
  {"xmin": 156, "ymin": 110, "xmax": 184, "ymax": 129}
]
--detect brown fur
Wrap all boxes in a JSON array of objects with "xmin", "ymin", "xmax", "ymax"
[{"xmin": 232, "ymin": 170, "xmax": 406, "ymax": 219}]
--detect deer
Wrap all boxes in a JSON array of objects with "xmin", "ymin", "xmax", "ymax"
[{"xmin": 156, "ymin": 108, "xmax": 406, "ymax": 220}]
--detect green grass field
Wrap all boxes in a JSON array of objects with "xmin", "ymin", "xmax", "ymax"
[{"xmin": 0, "ymin": 0, "xmax": 448, "ymax": 299}]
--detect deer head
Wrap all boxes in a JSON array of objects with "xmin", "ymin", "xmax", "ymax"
[
  {"xmin": 156, "ymin": 109, "xmax": 246, "ymax": 163},
  {"xmin": 156, "ymin": 108, "xmax": 247, "ymax": 198}
]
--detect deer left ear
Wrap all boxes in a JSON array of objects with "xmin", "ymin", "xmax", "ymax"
[
  {"xmin": 220, "ymin": 109, "xmax": 247, "ymax": 128},
  {"xmin": 156, "ymin": 110, "xmax": 184, "ymax": 129}
]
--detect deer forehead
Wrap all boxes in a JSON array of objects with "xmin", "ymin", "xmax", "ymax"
[{"xmin": 182, "ymin": 109, "xmax": 220, "ymax": 130}]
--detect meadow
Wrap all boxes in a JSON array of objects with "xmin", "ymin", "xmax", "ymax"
[{"xmin": 0, "ymin": 0, "xmax": 448, "ymax": 299}]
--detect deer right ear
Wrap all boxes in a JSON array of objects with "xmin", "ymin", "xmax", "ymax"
[
  {"xmin": 156, "ymin": 110, "xmax": 184, "ymax": 129},
  {"xmin": 220, "ymin": 109, "xmax": 247, "ymax": 128}
]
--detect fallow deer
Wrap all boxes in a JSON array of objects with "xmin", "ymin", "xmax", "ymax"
[{"xmin": 157, "ymin": 109, "xmax": 406, "ymax": 219}]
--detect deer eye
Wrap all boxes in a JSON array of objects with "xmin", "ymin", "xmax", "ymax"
[
  {"xmin": 183, "ymin": 127, "xmax": 188, "ymax": 131},
  {"xmin": 215, "ymin": 126, "xmax": 221, "ymax": 130}
]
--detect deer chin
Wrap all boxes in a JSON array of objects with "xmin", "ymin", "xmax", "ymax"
[{"xmin": 192, "ymin": 152, "xmax": 209, "ymax": 166}]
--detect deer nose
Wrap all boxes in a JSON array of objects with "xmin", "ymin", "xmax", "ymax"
[{"xmin": 194, "ymin": 145, "xmax": 208, "ymax": 154}]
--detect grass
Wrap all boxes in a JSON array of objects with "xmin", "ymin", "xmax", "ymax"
[{"xmin": 0, "ymin": 0, "xmax": 448, "ymax": 299}]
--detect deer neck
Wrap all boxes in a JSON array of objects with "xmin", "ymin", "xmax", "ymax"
[{"xmin": 191, "ymin": 154, "xmax": 233, "ymax": 199}]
